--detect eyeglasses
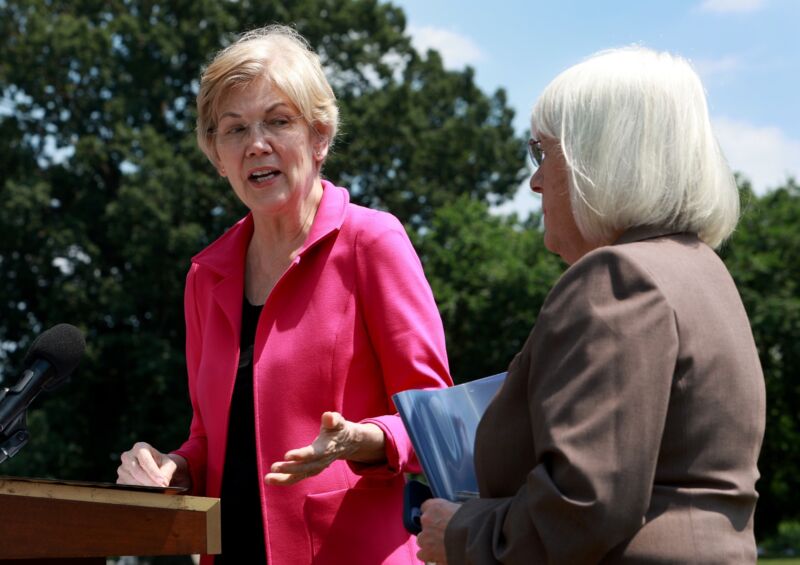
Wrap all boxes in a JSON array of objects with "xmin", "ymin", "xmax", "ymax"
[
  {"xmin": 212, "ymin": 114, "xmax": 304, "ymax": 147},
  {"xmin": 528, "ymin": 138, "xmax": 544, "ymax": 167}
]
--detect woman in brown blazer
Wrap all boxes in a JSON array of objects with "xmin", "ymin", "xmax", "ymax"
[{"xmin": 417, "ymin": 47, "xmax": 766, "ymax": 564}]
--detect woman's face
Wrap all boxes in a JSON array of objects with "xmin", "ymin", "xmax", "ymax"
[
  {"xmin": 529, "ymin": 136, "xmax": 594, "ymax": 264},
  {"xmin": 212, "ymin": 77, "xmax": 328, "ymax": 216}
]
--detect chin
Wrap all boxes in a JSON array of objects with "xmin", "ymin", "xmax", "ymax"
[{"xmin": 543, "ymin": 235, "xmax": 557, "ymax": 255}]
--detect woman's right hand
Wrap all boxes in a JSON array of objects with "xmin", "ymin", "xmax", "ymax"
[{"xmin": 117, "ymin": 441, "xmax": 190, "ymax": 489}]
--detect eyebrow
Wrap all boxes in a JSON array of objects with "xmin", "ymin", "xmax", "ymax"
[{"xmin": 218, "ymin": 102, "xmax": 292, "ymax": 121}]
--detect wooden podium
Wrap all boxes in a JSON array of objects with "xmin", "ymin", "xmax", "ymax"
[{"xmin": 0, "ymin": 477, "xmax": 220, "ymax": 563}]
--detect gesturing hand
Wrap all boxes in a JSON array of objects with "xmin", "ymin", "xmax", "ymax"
[{"xmin": 265, "ymin": 411, "xmax": 385, "ymax": 486}]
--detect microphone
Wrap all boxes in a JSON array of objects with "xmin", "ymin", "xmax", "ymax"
[{"xmin": 0, "ymin": 324, "xmax": 86, "ymax": 438}]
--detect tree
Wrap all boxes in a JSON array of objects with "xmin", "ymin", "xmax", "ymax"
[
  {"xmin": 327, "ymin": 50, "xmax": 523, "ymax": 229},
  {"xmin": 0, "ymin": 0, "xmax": 527, "ymax": 481},
  {"xmin": 720, "ymin": 177, "xmax": 800, "ymax": 538},
  {"xmin": 4, "ymin": 0, "xmax": 795, "ymax": 544},
  {"xmin": 415, "ymin": 198, "xmax": 562, "ymax": 382}
]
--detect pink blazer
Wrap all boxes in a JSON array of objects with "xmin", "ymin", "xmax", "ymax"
[{"xmin": 173, "ymin": 181, "xmax": 452, "ymax": 564}]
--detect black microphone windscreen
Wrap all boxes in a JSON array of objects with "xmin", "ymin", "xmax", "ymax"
[{"xmin": 23, "ymin": 324, "xmax": 86, "ymax": 380}]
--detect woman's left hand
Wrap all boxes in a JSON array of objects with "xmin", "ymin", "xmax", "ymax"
[
  {"xmin": 417, "ymin": 498, "xmax": 461, "ymax": 564},
  {"xmin": 265, "ymin": 411, "xmax": 385, "ymax": 486}
]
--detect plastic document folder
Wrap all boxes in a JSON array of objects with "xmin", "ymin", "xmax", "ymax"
[{"xmin": 393, "ymin": 372, "xmax": 507, "ymax": 502}]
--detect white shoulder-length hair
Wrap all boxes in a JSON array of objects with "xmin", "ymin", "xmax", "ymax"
[{"xmin": 531, "ymin": 46, "xmax": 739, "ymax": 249}]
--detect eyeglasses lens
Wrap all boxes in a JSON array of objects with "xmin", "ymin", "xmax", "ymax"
[{"xmin": 528, "ymin": 139, "xmax": 543, "ymax": 167}]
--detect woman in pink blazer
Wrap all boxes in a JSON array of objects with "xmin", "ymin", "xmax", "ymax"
[
  {"xmin": 117, "ymin": 25, "xmax": 451, "ymax": 564},
  {"xmin": 418, "ymin": 47, "xmax": 765, "ymax": 563}
]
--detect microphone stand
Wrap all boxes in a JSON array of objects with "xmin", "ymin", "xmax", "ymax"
[{"xmin": 0, "ymin": 387, "xmax": 30, "ymax": 464}]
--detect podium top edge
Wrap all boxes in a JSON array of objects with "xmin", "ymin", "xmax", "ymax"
[{"xmin": 0, "ymin": 476, "xmax": 219, "ymax": 511}]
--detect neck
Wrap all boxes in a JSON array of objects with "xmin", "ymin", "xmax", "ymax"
[
  {"xmin": 244, "ymin": 179, "xmax": 323, "ymax": 304},
  {"xmin": 250, "ymin": 179, "xmax": 323, "ymax": 252},
  {"xmin": 563, "ymin": 228, "xmax": 624, "ymax": 265}
]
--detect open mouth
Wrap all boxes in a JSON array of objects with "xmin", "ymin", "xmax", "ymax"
[{"xmin": 248, "ymin": 168, "xmax": 281, "ymax": 184}]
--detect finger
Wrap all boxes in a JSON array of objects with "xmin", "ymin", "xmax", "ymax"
[
  {"xmin": 420, "ymin": 498, "xmax": 437, "ymax": 513},
  {"xmin": 134, "ymin": 447, "xmax": 169, "ymax": 486},
  {"xmin": 419, "ymin": 510, "xmax": 432, "ymax": 528},
  {"xmin": 117, "ymin": 470, "xmax": 141, "ymax": 486},
  {"xmin": 264, "ymin": 470, "xmax": 312, "ymax": 486},
  {"xmin": 116, "ymin": 465, "xmax": 134, "ymax": 485},
  {"xmin": 117, "ymin": 463, "xmax": 153, "ymax": 487},
  {"xmin": 264, "ymin": 471, "xmax": 296, "ymax": 485},
  {"xmin": 120, "ymin": 442, "xmax": 168, "ymax": 486},
  {"xmin": 416, "ymin": 537, "xmax": 430, "ymax": 562},
  {"xmin": 270, "ymin": 458, "xmax": 326, "ymax": 476},
  {"xmin": 159, "ymin": 457, "xmax": 177, "ymax": 480},
  {"xmin": 119, "ymin": 445, "xmax": 160, "ymax": 486},
  {"xmin": 421, "ymin": 497, "xmax": 451, "ymax": 514},
  {"xmin": 129, "ymin": 458, "xmax": 164, "ymax": 486},
  {"xmin": 420, "ymin": 502, "xmax": 441, "ymax": 528},
  {"xmin": 270, "ymin": 460, "xmax": 306, "ymax": 474},
  {"xmin": 117, "ymin": 453, "xmax": 140, "ymax": 483},
  {"xmin": 283, "ymin": 444, "xmax": 318, "ymax": 462}
]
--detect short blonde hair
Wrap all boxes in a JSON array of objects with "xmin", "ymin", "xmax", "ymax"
[
  {"xmin": 531, "ymin": 47, "xmax": 739, "ymax": 249},
  {"xmin": 196, "ymin": 25, "xmax": 339, "ymax": 164}
]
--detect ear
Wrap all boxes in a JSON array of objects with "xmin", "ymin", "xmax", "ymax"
[
  {"xmin": 210, "ymin": 149, "xmax": 227, "ymax": 177},
  {"xmin": 311, "ymin": 123, "xmax": 331, "ymax": 164}
]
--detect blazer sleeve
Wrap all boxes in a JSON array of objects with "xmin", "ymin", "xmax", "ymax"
[
  {"xmin": 445, "ymin": 249, "xmax": 679, "ymax": 563},
  {"xmin": 171, "ymin": 263, "xmax": 209, "ymax": 494},
  {"xmin": 349, "ymin": 213, "xmax": 452, "ymax": 477}
]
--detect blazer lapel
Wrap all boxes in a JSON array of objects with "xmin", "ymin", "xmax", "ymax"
[{"xmin": 191, "ymin": 214, "xmax": 253, "ymax": 359}]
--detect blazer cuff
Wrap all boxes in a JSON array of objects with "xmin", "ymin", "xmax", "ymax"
[
  {"xmin": 445, "ymin": 494, "xmax": 548, "ymax": 563},
  {"xmin": 171, "ymin": 447, "xmax": 205, "ymax": 496},
  {"xmin": 347, "ymin": 415, "xmax": 412, "ymax": 478},
  {"xmin": 445, "ymin": 497, "xmax": 503, "ymax": 563}
]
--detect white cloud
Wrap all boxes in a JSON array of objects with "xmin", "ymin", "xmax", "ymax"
[
  {"xmin": 407, "ymin": 25, "xmax": 486, "ymax": 69},
  {"xmin": 713, "ymin": 117, "xmax": 800, "ymax": 194},
  {"xmin": 698, "ymin": 0, "xmax": 767, "ymax": 14}
]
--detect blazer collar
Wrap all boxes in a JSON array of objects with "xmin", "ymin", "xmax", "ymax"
[
  {"xmin": 191, "ymin": 179, "xmax": 349, "ymax": 278},
  {"xmin": 613, "ymin": 225, "xmax": 690, "ymax": 246},
  {"xmin": 301, "ymin": 179, "xmax": 349, "ymax": 256}
]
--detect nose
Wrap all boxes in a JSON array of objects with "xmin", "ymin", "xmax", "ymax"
[
  {"xmin": 530, "ymin": 167, "xmax": 543, "ymax": 194},
  {"xmin": 245, "ymin": 123, "xmax": 274, "ymax": 157}
]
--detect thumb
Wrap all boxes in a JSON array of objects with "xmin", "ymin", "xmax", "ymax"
[
  {"xmin": 158, "ymin": 454, "xmax": 177, "ymax": 474},
  {"xmin": 321, "ymin": 411, "xmax": 345, "ymax": 431}
]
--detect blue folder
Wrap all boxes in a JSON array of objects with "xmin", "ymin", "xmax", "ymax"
[{"xmin": 393, "ymin": 372, "xmax": 507, "ymax": 502}]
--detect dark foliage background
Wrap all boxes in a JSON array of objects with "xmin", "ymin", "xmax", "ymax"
[{"xmin": 0, "ymin": 0, "xmax": 796, "ymax": 540}]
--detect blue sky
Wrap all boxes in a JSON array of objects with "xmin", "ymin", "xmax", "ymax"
[{"xmin": 388, "ymin": 0, "xmax": 799, "ymax": 214}]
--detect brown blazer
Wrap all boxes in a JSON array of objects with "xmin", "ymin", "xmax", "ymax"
[{"xmin": 445, "ymin": 228, "xmax": 766, "ymax": 564}]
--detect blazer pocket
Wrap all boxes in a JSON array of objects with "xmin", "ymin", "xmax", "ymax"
[{"xmin": 303, "ymin": 484, "xmax": 418, "ymax": 565}]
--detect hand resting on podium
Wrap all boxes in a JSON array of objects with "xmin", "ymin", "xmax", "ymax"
[{"xmin": 117, "ymin": 441, "xmax": 192, "ymax": 490}]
